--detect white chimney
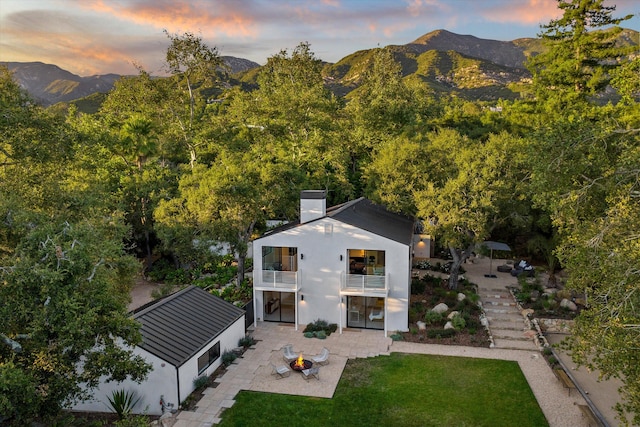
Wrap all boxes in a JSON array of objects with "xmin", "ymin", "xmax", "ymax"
[{"xmin": 300, "ymin": 190, "xmax": 326, "ymax": 224}]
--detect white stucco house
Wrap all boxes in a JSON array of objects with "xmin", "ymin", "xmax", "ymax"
[
  {"xmin": 252, "ymin": 190, "xmax": 415, "ymax": 336},
  {"xmin": 73, "ymin": 286, "xmax": 245, "ymax": 416}
]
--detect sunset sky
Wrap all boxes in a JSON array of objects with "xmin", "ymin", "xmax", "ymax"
[{"xmin": 1, "ymin": 0, "xmax": 638, "ymax": 76}]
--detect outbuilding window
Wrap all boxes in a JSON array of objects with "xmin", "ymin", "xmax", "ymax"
[{"xmin": 197, "ymin": 341, "xmax": 220, "ymax": 374}]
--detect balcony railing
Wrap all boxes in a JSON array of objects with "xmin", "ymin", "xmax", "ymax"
[
  {"xmin": 342, "ymin": 273, "xmax": 388, "ymax": 293},
  {"xmin": 259, "ymin": 270, "xmax": 299, "ymax": 289}
]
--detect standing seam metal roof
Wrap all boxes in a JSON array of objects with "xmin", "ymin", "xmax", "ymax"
[
  {"xmin": 133, "ymin": 286, "xmax": 245, "ymax": 367},
  {"xmin": 256, "ymin": 197, "xmax": 414, "ymax": 245}
]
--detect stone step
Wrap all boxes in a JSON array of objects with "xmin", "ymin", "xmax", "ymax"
[
  {"xmin": 481, "ymin": 298, "xmax": 516, "ymax": 307},
  {"xmin": 489, "ymin": 319, "xmax": 526, "ymax": 330},
  {"xmin": 477, "ymin": 287, "xmax": 511, "ymax": 294},
  {"xmin": 479, "ymin": 293, "xmax": 513, "ymax": 301},
  {"xmin": 486, "ymin": 313, "xmax": 523, "ymax": 323},
  {"xmin": 492, "ymin": 337, "xmax": 538, "ymax": 350},
  {"xmin": 491, "ymin": 329, "xmax": 532, "ymax": 340},
  {"xmin": 483, "ymin": 307, "xmax": 519, "ymax": 315}
]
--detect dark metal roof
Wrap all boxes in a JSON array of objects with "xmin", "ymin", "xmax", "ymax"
[
  {"xmin": 257, "ymin": 197, "xmax": 414, "ymax": 246},
  {"xmin": 328, "ymin": 198, "xmax": 414, "ymax": 245},
  {"xmin": 133, "ymin": 286, "xmax": 245, "ymax": 367}
]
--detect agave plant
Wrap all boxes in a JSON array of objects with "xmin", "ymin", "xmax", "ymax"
[{"xmin": 107, "ymin": 389, "xmax": 141, "ymax": 420}]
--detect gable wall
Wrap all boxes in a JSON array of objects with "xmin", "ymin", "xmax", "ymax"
[
  {"xmin": 176, "ymin": 315, "xmax": 246, "ymax": 403},
  {"xmin": 72, "ymin": 345, "xmax": 178, "ymax": 416},
  {"xmin": 254, "ymin": 218, "xmax": 410, "ymax": 332}
]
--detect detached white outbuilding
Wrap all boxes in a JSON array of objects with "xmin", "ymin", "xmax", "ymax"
[
  {"xmin": 73, "ymin": 286, "xmax": 245, "ymax": 416},
  {"xmin": 252, "ymin": 190, "xmax": 415, "ymax": 337}
]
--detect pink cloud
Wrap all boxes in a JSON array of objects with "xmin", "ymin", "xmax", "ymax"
[
  {"xmin": 479, "ymin": 0, "xmax": 562, "ymax": 25},
  {"xmin": 85, "ymin": 0, "xmax": 258, "ymax": 38}
]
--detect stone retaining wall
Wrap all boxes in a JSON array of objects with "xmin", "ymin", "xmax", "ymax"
[{"xmin": 536, "ymin": 318, "xmax": 574, "ymax": 333}]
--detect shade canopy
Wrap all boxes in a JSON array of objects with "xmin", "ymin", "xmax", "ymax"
[
  {"xmin": 479, "ymin": 241, "xmax": 511, "ymax": 278},
  {"xmin": 481, "ymin": 241, "xmax": 511, "ymax": 252}
]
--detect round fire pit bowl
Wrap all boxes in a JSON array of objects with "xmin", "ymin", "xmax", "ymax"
[{"xmin": 290, "ymin": 359, "xmax": 313, "ymax": 372}]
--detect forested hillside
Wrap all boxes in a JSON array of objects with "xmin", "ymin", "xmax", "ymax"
[{"xmin": 1, "ymin": 2, "xmax": 639, "ymax": 425}]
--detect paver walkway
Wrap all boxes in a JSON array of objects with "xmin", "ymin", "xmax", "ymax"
[{"xmin": 463, "ymin": 258, "xmax": 540, "ymax": 351}]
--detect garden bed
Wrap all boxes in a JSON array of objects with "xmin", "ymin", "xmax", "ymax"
[{"xmin": 399, "ymin": 273, "xmax": 491, "ymax": 348}]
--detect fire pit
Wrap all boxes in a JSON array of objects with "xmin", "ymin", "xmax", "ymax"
[{"xmin": 290, "ymin": 353, "xmax": 313, "ymax": 371}]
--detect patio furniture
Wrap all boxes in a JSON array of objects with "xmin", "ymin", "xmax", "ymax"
[
  {"xmin": 369, "ymin": 308, "xmax": 384, "ymax": 321},
  {"xmin": 271, "ymin": 363, "xmax": 291, "ymax": 379},
  {"xmin": 302, "ymin": 366, "xmax": 320, "ymax": 380},
  {"xmin": 349, "ymin": 306, "xmax": 360, "ymax": 321},
  {"xmin": 311, "ymin": 347, "xmax": 330, "ymax": 366},
  {"xmin": 282, "ymin": 344, "xmax": 297, "ymax": 363}
]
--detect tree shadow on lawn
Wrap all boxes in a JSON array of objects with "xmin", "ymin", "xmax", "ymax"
[{"xmin": 217, "ymin": 353, "xmax": 548, "ymax": 427}]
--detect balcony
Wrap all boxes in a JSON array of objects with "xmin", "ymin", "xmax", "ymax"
[
  {"xmin": 256, "ymin": 270, "xmax": 299, "ymax": 290},
  {"xmin": 341, "ymin": 273, "xmax": 388, "ymax": 295}
]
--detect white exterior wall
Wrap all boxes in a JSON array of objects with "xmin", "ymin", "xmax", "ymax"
[
  {"xmin": 72, "ymin": 316, "xmax": 245, "ymax": 416},
  {"xmin": 177, "ymin": 316, "xmax": 246, "ymax": 404},
  {"xmin": 253, "ymin": 218, "xmax": 410, "ymax": 333},
  {"xmin": 72, "ymin": 346, "xmax": 178, "ymax": 416},
  {"xmin": 413, "ymin": 234, "xmax": 434, "ymax": 259}
]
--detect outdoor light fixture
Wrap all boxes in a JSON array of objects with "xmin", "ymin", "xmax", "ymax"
[
  {"xmin": 340, "ymin": 255, "xmax": 343, "ymax": 261},
  {"xmin": 301, "ymin": 254, "xmax": 304, "ymax": 260},
  {"xmin": 301, "ymin": 294, "xmax": 304, "ymax": 301}
]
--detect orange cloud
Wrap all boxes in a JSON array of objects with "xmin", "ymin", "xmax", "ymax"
[
  {"xmin": 85, "ymin": 0, "xmax": 257, "ymax": 38},
  {"xmin": 481, "ymin": 0, "xmax": 562, "ymax": 25}
]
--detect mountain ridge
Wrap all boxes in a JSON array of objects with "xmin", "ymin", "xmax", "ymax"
[{"xmin": 3, "ymin": 28, "xmax": 637, "ymax": 106}]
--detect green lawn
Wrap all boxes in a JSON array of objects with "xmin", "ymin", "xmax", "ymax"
[{"xmin": 218, "ymin": 353, "xmax": 548, "ymax": 427}]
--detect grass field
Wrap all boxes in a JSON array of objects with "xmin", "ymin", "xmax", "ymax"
[{"xmin": 218, "ymin": 353, "xmax": 548, "ymax": 427}]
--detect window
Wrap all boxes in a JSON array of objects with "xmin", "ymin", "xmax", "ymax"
[
  {"xmin": 262, "ymin": 246, "xmax": 298, "ymax": 271},
  {"xmin": 348, "ymin": 249, "xmax": 385, "ymax": 275},
  {"xmin": 197, "ymin": 341, "xmax": 220, "ymax": 374}
]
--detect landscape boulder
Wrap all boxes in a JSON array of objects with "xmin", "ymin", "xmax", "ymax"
[
  {"xmin": 457, "ymin": 293, "xmax": 466, "ymax": 301},
  {"xmin": 560, "ymin": 298, "xmax": 578, "ymax": 311},
  {"xmin": 444, "ymin": 321, "xmax": 455, "ymax": 330},
  {"xmin": 521, "ymin": 308, "xmax": 534, "ymax": 318},
  {"xmin": 447, "ymin": 310, "xmax": 459, "ymax": 320},
  {"xmin": 432, "ymin": 303, "xmax": 449, "ymax": 314},
  {"xmin": 416, "ymin": 321, "xmax": 426, "ymax": 330}
]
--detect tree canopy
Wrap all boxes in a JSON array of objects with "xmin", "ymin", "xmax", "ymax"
[{"xmin": 1, "ymin": 10, "xmax": 639, "ymax": 422}]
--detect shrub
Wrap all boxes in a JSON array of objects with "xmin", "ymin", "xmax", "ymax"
[
  {"xmin": 193, "ymin": 375, "xmax": 209, "ymax": 389},
  {"xmin": 411, "ymin": 278, "xmax": 426, "ymax": 294},
  {"xmin": 316, "ymin": 330, "xmax": 327, "ymax": 339},
  {"xmin": 107, "ymin": 389, "xmax": 141, "ymax": 420},
  {"xmin": 238, "ymin": 335, "xmax": 256, "ymax": 348},
  {"xmin": 451, "ymin": 314, "xmax": 466, "ymax": 330},
  {"xmin": 222, "ymin": 350, "xmax": 237, "ymax": 366},
  {"xmin": 303, "ymin": 319, "xmax": 337, "ymax": 336},
  {"xmin": 427, "ymin": 329, "xmax": 456, "ymax": 339},
  {"xmin": 165, "ymin": 268, "xmax": 190, "ymax": 285},
  {"xmin": 304, "ymin": 331, "xmax": 315, "ymax": 338},
  {"xmin": 114, "ymin": 415, "xmax": 151, "ymax": 427},
  {"xmin": 390, "ymin": 333, "xmax": 404, "ymax": 341},
  {"xmin": 424, "ymin": 310, "xmax": 443, "ymax": 326},
  {"xmin": 414, "ymin": 260, "xmax": 431, "ymax": 270}
]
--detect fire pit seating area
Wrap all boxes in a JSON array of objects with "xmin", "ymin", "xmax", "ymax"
[
  {"xmin": 271, "ymin": 362, "xmax": 291, "ymax": 379},
  {"xmin": 277, "ymin": 344, "xmax": 327, "ymax": 381}
]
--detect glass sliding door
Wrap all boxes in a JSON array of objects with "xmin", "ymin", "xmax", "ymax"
[
  {"xmin": 347, "ymin": 296, "xmax": 384, "ymax": 330},
  {"xmin": 264, "ymin": 291, "xmax": 296, "ymax": 323}
]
